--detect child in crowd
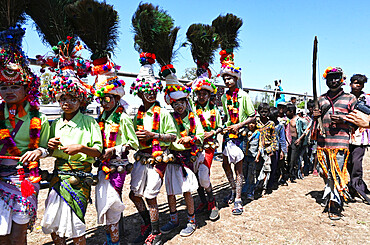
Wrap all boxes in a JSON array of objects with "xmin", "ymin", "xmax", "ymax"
[
  {"xmin": 285, "ymin": 104, "xmax": 300, "ymax": 183},
  {"xmin": 255, "ymin": 103, "xmax": 277, "ymax": 195},
  {"xmin": 242, "ymin": 118, "xmax": 261, "ymax": 200},
  {"xmin": 268, "ymin": 107, "xmax": 287, "ymax": 190}
]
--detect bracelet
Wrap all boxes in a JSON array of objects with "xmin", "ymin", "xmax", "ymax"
[{"xmin": 37, "ymin": 147, "xmax": 49, "ymax": 158}]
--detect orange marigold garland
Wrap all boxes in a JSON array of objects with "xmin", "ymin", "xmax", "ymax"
[
  {"xmin": 173, "ymin": 111, "xmax": 199, "ymax": 156},
  {"xmin": 226, "ymin": 88, "xmax": 240, "ymax": 138},
  {"xmin": 136, "ymin": 101, "xmax": 162, "ymax": 158}
]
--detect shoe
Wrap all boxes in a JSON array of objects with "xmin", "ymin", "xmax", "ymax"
[
  {"xmin": 232, "ymin": 201, "xmax": 243, "ymax": 215},
  {"xmin": 208, "ymin": 199, "xmax": 219, "ymax": 221},
  {"xmin": 328, "ymin": 201, "xmax": 342, "ymax": 221},
  {"xmin": 131, "ymin": 224, "xmax": 151, "ymax": 244},
  {"xmin": 144, "ymin": 233, "xmax": 162, "ymax": 245},
  {"xmin": 160, "ymin": 221, "xmax": 179, "ymax": 234},
  {"xmin": 224, "ymin": 191, "xmax": 236, "ymax": 204},
  {"xmin": 179, "ymin": 222, "xmax": 196, "ymax": 237},
  {"xmin": 195, "ymin": 202, "xmax": 208, "ymax": 214}
]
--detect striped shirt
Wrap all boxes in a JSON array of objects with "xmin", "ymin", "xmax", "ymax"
[{"xmin": 317, "ymin": 90, "xmax": 357, "ymax": 149}]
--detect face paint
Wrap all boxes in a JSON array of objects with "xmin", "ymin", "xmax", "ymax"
[
  {"xmin": 172, "ymin": 99, "xmax": 187, "ymax": 115},
  {"xmin": 0, "ymin": 84, "xmax": 27, "ymax": 104},
  {"xmin": 196, "ymin": 89, "xmax": 211, "ymax": 106},
  {"xmin": 59, "ymin": 94, "xmax": 81, "ymax": 114},
  {"xmin": 99, "ymin": 94, "xmax": 116, "ymax": 112},
  {"xmin": 222, "ymin": 75, "xmax": 237, "ymax": 88},
  {"xmin": 326, "ymin": 73, "xmax": 343, "ymax": 90},
  {"xmin": 143, "ymin": 91, "xmax": 157, "ymax": 103}
]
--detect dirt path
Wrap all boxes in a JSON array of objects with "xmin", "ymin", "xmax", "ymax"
[{"xmin": 28, "ymin": 151, "xmax": 370, "ymax": 245}]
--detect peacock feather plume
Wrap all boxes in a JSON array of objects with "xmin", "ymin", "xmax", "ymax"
[
  {"xmin": 212, "ymin": 13, "xmax": 243, "ymax": 52},
  {"xmin": 132, "ymin": 3, "xmax": 179, "ymax": 67},
  {"xmin": 26, "ymin": 0, "xmax": 77, "ymax": 51},
  {"xmin": 66, "ymin": 0, "xmax": 119, "ymax": 61},
  {"xmin": 186, "ymin": 23, "xmax": 218, "ymax": 67}
]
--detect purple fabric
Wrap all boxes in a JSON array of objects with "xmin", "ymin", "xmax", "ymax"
[{"xmin": 109, "ymin": 171, "xmax": 126, "ymax": 195}]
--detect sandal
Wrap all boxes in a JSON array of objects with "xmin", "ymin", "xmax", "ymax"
[{"xmin": 232, "ymin": 201, "xmax": 243, "ymax": 215}]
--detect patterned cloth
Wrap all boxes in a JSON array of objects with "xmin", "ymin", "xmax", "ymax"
[
  {"xmin": 256, "ymin": 119, "xmax": 277, "ymax": 154},
  {"xmin": 317, "ymin": 89, "xmax": 357, "ymax": 149},
  {"xmin": 350, "ymin": 93, "xmax": 370, "ymax": 146}
]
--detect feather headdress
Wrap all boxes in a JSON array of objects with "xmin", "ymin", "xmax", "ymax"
[
  {"xmin": 186, "ymin": 23, "xmax": 218, "ymax": 94},
  {"xmin": 212, "ymin": 14, "xmax": 243, "ymax": 86}
]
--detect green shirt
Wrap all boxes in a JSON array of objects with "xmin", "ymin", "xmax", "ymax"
[
  {"xmin": 169, "ymin": 111, "xmax": 205, "ymax": 151},
  {"xmin": 221, "ymin": 89, "xmax": 255, "ymax": 126},
  {"xmin": 195, "ymin": 101, "xmax": 222, "ymax": 131},
  {"xmin": 101, "ymin": 106, "xmax": 139, "ymax": 150},
  {"xmin": 133, "ymin": 102, "xmax": 177, "ymax": 150},
  {"xmin": 1, "ymin": 102, "xmax": 50, "ymax": 155},
  {"xmin": 50, "ymin": 111, "xmax": 103, "ymax": 164}
]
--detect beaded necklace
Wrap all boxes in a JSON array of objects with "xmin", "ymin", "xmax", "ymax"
[
  {"xmin": 173, "ymin": 111, "xmax": 199, "ymax": 156},
  {"xmin": 136, "ymin": 101, "xmax": 162, "ymax": 158}
]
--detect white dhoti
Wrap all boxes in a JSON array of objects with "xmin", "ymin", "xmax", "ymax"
[
  {"xmin": 165, "ymin": 164, "xmax": 198, "ymax": 196},
  {"xmin": 41, "ymin": 189, "xmax": 85, "ymax": 238},
  {"xmin": 95, "ymin": 171, "xmax": 125, "ymax": 225}
]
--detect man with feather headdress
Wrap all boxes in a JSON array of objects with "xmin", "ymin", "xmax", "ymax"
[
  {"xmin": 212, "ymin": 14, "xmax": 256, "ymax": 215},
  {"xmin": 129, "ymin": 4, "xmax": 178, "ymax": 244},
  {"xmin": 186, "ymin": 23, "xmax": 222, "ymax": 221}
]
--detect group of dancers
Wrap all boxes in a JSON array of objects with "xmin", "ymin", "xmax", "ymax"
[{"xmin": 0, "ymin": 2, "xmax": 369, "ymax": 245}]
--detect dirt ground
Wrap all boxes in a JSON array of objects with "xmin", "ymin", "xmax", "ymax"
[{"xmin": 28, "ymin": 150, "xmax": 370, "ymax": 245}]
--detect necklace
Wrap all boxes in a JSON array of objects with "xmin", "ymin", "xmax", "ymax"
[
  {"xmin": 136, "ymin": 101, "xmax": 162, "ymax": 158},
  {"xmin": 173, "ymin": 111, "xmax": 199, "ymax": 156},
  {"xmin": 195, "ymin": 103, "xmax": 216, "ymax": 132}
]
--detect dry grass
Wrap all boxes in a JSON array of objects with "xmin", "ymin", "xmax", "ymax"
[{"xmin": 28, "ymin": 150, "xmax": 370, "ymax": 245}]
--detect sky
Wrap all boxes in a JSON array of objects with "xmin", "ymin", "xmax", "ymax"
[{"xmin": 22, "ymin": 0, "xmax": 370, "ymax": 106}]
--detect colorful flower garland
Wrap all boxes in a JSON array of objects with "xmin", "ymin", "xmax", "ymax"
[
  {"xmin": 0, "ymin": 104, "xmax": 41, "ymax": 197},
  {"xmin": 136, "ymin": 102, "xmax": 163, "ymax": 158},
  {"xmin": 195, "ymin": 103, "xmax": 216, "ymax": 132},
  {"xmin": 98, "ymin": 105, "xmax": 124, "ymax": 149},
  {"xmin": 226, "ymin": 88, "xmax": 240, "ymax": 138},
  {"xmin": 173, "ymin": 111, "xmax": 199, "ymax": 156}
]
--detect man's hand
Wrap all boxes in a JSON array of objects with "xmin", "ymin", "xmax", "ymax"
[
  {"xmin": 294, "ymin": 138, "xmax": 302, "ymax": 146},
  {"xmin": 227, "ymin": 124, "xmax": 241, "ymax": 134},
  {"xmin": 204, "ymin": 131, "xmax": 214, "ymax": 140},
  {"xmin": 100, "ymin": 147, "xmax": 116, "ymax": 161},
  {"xmin": 48, "ymin": 137, "xmax": 61, "ymax": 150},
  {"xmin": 313, "ymin": 108, "xmax": 321, "ymax": 119},
  {"xmin": 345, "ymin": 110, "xmax": 370, "ymax": 128},
  {"xmin": 136, "ymin": 130, "xmax": 155, "ymax": 141},
  {"xmin": 330, "ymin": 114, "xmax": 344, "ymax": 124},
  {"xmin": 177, "ymin": 136, "xmax": 192, "ymax": 145},
  {"xmin": 20, "ymin": 149, "xmax": 42, "ymax": 163},
  {"xmin": 60, "ymin": 144, "xmax": 83, "ymax": 155}
]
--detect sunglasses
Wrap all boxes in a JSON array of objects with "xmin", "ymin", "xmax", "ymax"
[{"xmin": 96, "ymin": 95, "xmax": 114, "ymax": 104}]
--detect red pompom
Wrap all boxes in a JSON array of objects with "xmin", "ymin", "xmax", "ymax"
[{"xmin": 21, "ymin": 180, "xmax": 35, "ymax": 198}]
